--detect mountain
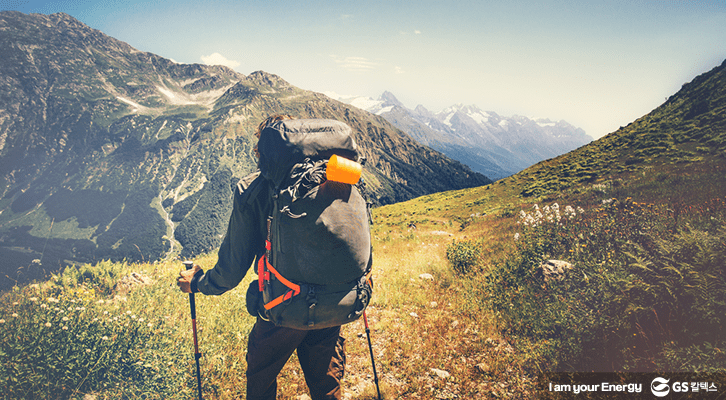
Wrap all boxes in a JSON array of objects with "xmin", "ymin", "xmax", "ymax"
[
  {"xmin": 329, "ymin": 91, "xmax": 593, "ymax": 179},
  {"xmin": 369, "ymin": 58, "xmax": 726, "ymax": 378},
  {"xmin": 0, "ymin": 11, "xmax": 490, "ymax": 290},
  {"xmin": 510, "ymin": 58, "xmax": 726, "ymax": 199}
]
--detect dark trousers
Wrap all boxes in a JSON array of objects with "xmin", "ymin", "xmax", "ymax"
[{"xmin": 246, "ymin": 318, "xmax": 346, "ymax": 400}]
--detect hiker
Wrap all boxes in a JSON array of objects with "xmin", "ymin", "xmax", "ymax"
[{"xmin": 177, "ymin": 115, "xmax": 372, "ymax": 400}]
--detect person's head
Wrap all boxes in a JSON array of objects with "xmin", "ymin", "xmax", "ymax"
[{"xmin": 254, "ymin": 114, "xmax": 294, "ymax": 159}]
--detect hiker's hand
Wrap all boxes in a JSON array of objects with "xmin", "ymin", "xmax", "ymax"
[{"xmin": 177, "ymin": 264, "xmax": 202, "ymax": 293}]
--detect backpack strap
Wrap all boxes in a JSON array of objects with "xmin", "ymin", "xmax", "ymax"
[
  {"xmin": 261, "ymin": 259, "xmax": 301, "ymax": 310},
  {"xmin": 258, "ymin": 217, "xmax": 301, "ymax": 310}
]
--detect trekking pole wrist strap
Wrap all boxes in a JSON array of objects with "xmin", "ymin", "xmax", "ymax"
[{"xmin": 190, "ymin": 269, "xmax": 204, "ymax": 293}]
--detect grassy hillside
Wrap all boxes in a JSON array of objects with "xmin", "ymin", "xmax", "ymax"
[
  {"xmin": 515, "ymin": 59, "xmax": 726, "ymax": 199},
  {"xmin": 2, "ymin": 61, "xmax": 725, "ymax": 398},
  {"xmin": 2, "ymin": 156, "xmax": 723, "ymax": 399}
]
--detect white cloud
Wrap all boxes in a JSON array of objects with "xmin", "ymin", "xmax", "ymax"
[
  {"xmin": 395, "ymin": 66, "xmax": 405, "ymax": 74},
  {"xmin": 200, "ymin": 53, "xmax": 240, "ymax": 69},
  {"xmin": 330, "ymin": 55, "xmax": 378, "ymax": 72},
  {"xmin": 414, "ymin": 30, "xmax": 422, "ymax": 34}
]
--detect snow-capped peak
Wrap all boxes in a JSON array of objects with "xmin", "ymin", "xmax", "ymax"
[{"xmin": 324, "ymin": 91, "xmax": 386, "ymax": 113}]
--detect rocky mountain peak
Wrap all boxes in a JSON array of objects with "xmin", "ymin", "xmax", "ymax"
[
  {"xmin": 244, "ymin": 70, "xmax": 291, "ymax": 88},
  {"xmin": 380, "ymin": 91, "xmax": 404, "ymax": 108},
  {"xmin": 412, "ymin": 104, "xmax": 434, "ymax": 119},
  {"xmin": 0, "ymin": 11, "xmax": 489, "ymax": 290}
]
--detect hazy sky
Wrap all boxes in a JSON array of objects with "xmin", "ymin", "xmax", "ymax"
[{"xmin": 3, "ymin": 0, "xmax": 726, "ymax": 139}]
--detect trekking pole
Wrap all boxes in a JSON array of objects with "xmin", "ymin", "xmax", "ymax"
[
  {"xmin": 363, "ymin": 311, "xmax": 382, "ymax": 400},
  {"xmin": 183, "ymin": 261, "xmax": 203, "ymax": 400}
]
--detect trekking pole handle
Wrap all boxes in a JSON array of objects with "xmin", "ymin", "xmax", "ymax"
[{"xmin": 183, "ymin": 261, "xmax": 197, "ymax": 320}]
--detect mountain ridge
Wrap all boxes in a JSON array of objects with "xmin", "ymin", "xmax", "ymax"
[
  {"xmin": 0, "ymin": 11, "xmax": 490, "ymax": 289},
  {"xmin": 330, "ymin": 91, "xmax": 593, "ymax": 179}
]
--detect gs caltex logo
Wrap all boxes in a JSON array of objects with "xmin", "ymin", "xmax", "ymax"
[
  {"xmin": 651, "ymin": 377, "xmax": 671, "ymax": 397},
  {"xmin": 651, "ymin": 376, "xmax": 719, "ymax": 397}
]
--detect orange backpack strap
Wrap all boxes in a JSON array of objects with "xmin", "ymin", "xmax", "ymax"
[
  {"xmin": 262, "ymin": 259, "xmax": 301, "ymax": 310},
  {"xmin": 257, "ymin": 253, "xmax": 269, "ymax": 292},
  {"xmin": 258, "ymin": 219, "xmax": 273, "ymax": 292},
  {"xmin": 258, "ymin": 217, "xmax": 302, "ymax": 310}
]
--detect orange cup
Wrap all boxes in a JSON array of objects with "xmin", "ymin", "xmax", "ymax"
[{"xmin": 327, "ymin": 154, "xmax": 362, "ymax": 184}]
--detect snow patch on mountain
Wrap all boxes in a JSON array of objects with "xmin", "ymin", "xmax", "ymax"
[
  {"xmin": 443, "ymin": 113, "xmax": 454, "ymax": 127},
  {"xmin": 116, "ymin": 96, "xmax": 146, "ymax": 113},
  {"xmin": 377, "ymin": 105, "xmax": 394, "ymax": 114},
  {"xmin": 350, "ymin": 97, "xmax": 384, "ymax": 112},
  {"xmin": 469, "ymin": 111, "xmax": 491, "ymax": 125},
  {"xmin": 156, "ymin": 85, "xmax": 196, "ymax": 105}
]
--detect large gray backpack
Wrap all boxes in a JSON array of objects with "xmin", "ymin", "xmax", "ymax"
[{"xmin": 252, "ymin": 119, "xmax": 372, "ymax": 329}]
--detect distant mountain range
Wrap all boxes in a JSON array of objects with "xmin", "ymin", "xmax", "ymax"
[
  {"xmin": 328, "ymin": 91, "xmax": 593, "ymax": 179},
  {"xmin": 0, "ymin": 11, "xmax": 490, "ymax": 289}
]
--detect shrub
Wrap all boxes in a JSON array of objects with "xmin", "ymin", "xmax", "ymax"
[
  {"xmin": 446, "ymin": 239, "xmax": 481, "ymax": 275},
  {"xmin": 486, "ymin": 198, "xmax": 726, "ymax": 372},
  {"xmin": 54, "ymin": 260, "xmax": 127, "ymax": 295},
  {"xmin": 619, "ymin": 225, "xmax": 726, "ymax": 371}
]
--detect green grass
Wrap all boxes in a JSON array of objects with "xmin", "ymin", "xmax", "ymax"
[
  {"xmin": 3, "ymin": 97, "xmax": 726, "ymax": 397},
  {"xmin": 0, "ymin": 214, "xmax": 532, "ymax": 399},
  {"xmin": 0, "ymin": 263, "xmax": 190, "ymax": 399},
  {"xmin": 0, "ymin": 253, "xmax": 267, "ymax": 399}
]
